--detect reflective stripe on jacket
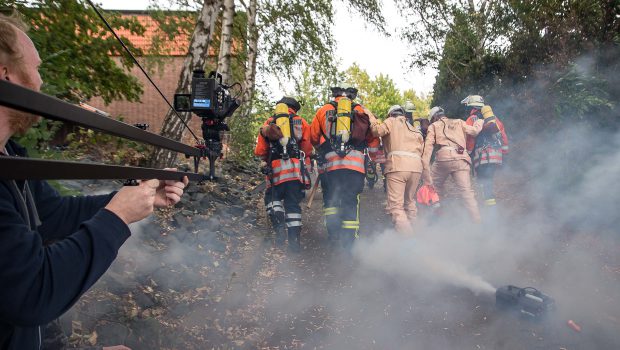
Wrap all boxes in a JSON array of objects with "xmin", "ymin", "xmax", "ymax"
[
  {"xmin": 254, "ymin": 110, "xmax": 313, "ymax": 187},
  {"xmin": 265, "ymin": 157, "xmax": 310, "ymax": 187},
  {"xmin": 324, "ymin": 150, "xmax": 365, "ymax": 174}
]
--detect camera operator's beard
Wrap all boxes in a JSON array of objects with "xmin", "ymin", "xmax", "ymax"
[
  {"xmin": 8, "ymin": 69, "xmax": 42, "ymax": 135},
  {"xmin": 9, "ymin": 109, "xmax": 40, "ymax": 135}
]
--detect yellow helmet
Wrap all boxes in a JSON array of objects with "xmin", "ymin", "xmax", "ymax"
[{"xmin": 460, "ymin": 95, "xmax": 485, "ymax": 108}]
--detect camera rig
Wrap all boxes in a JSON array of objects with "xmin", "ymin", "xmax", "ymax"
[{"xmin": 174, "ymin": 70, "xmax": 241, "ymax": 181}]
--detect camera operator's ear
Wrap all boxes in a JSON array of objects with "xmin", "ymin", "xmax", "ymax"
[{"xmin": 1, "ymin": 67, "xmax": 9, "ymax": 81}]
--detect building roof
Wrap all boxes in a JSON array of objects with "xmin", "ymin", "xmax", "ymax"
[{"xmin": 113, "ymin": 11, "xmax": 193, "ymax": 56}]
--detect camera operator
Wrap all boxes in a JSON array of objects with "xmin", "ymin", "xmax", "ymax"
[{"xmin": 0, "ymin": 14, "xmax": 188, "ymax": 349}]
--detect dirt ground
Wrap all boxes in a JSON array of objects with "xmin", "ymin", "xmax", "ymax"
[{"xmin": 62, "ymin": 166, "xmax": 620, "ymax": 350}]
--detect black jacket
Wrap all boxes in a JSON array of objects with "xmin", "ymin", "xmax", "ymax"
[{"xmin": 0, "ymin": 140, "xmax": 130, "ymax": 350}]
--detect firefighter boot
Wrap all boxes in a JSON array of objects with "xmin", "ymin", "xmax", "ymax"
[
  {"xmin": 275, "ymin": 225, "xmax": 287, "ymax": 246},
  {"xmin": 269, "ymin": 211, "xmax": 287, "ymax": 246},
  {"xmin": 324, "ymin": 207, "xmax": 341, "ymax": 243},
  {"xmin": 287, "ymin": 226, "xmax": 301, "ymax": 253}
]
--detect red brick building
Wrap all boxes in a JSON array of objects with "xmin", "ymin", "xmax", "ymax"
[{"xmin": 87, "ymin": 11, "xmax": 213, "ymax": 140}]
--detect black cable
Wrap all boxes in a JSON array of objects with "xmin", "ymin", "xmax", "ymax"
[{"xmin": 85, "ymin": 0, "xmax": 200, "ymax": 142}]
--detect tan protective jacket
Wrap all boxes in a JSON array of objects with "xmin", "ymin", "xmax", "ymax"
[
  {"xmin": 371, "ymin": 116, "xmax": 425, "ymax": 174},
  {"xmin": 422, "ymin": 117, "xmax": 483, "ymax": 168}
]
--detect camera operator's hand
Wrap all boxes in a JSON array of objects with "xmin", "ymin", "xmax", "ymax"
[
  {"xmin": 105, "ymin": 179, "xmax": 159, "ymax": 225},
  {"xmin": 154, "ymin": 169, "xmax": 189, "ymax": 208}
]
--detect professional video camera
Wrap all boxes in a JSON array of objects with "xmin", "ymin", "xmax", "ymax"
[{"xmin": 174, "ymin": 70, "xmax": 241, "ymax": 180}]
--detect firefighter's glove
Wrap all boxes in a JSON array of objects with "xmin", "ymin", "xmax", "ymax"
[{"xmin": 261, "ymin": 124, "xmax": 284, "ymax": 141}]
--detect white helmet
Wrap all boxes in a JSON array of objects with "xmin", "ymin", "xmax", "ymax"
[
  {"xmin": 428, "ymin": 106, "xmax": 445, "ymax": 120},
  {"xmin": 460, "ymin": 95, "xmax": 485, "ymax": 108},
  {"xmin": 403, "ymin": 101, "xmax": 416, "ymax": 112},
  {"xmin": 388, "ymin": 105, "xmax": 405, "ymax": 117}
]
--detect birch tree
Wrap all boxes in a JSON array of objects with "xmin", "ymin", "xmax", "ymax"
[
  {"xmin": 150, "ymin": 0, "xmax": 222, "ymax": 168},
  {"xmin": 216, "ymin": 0, "xmax": 235, "ymax": 84},
  {"xmin": 237, "ymin": 0, "xmax": 258, "ymax": 121}
]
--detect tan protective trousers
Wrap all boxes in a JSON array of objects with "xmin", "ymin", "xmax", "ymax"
[
  {"xmin": 431, "ymin": 159, "xmax": 481, "ymax": 223},
  {"xmin": 386, "ymin": 171, "xmax": 421, "ymax": 232}
]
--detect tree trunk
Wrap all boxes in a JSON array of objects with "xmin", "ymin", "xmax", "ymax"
[
  {"xmin": 217, "ymin": 0, "xmax": 235, "ymax": 85},
  {"xmin": 149, "ymin": 0, "xmax": 223, "ymax": 168},
  {"xmin": 238, "ymin": 0, "xmax": 258, "ymax": 120}
]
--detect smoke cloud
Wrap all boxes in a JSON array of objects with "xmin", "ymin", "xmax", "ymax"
[{"xmin": 63, "ymin": 52, "xmax": 619, "ymax": 349}]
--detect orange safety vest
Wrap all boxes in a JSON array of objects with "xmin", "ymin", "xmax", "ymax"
[
  {"xmin": 254, "ymin": 110, "xmax": 313, "ymax": 187},
  {"xmin": 310, "ymin": 98, "xmax": 379, "ymax": 175}
]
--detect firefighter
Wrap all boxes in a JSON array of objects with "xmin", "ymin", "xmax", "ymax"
[
  {"xmin": 461, "ymin": 95, "xmax": 509, "ymax": 209},
  {"xmin": 368, "ymin": 105, "xmax": 427, "ymax": 233},
  {"xmin": 255, "ymin": 97, "xmax": 312, "ymax": 252},
  {"xmin": 422, "ymin": 106, "xmax": 485, "ymax": 223},
  {"xmin": 310, "ymin": 85, "xmax": 380, "ymax": 248},
  {"xmin": 403, "ymin": 101, "xmax": 430, "ymax": 138}
]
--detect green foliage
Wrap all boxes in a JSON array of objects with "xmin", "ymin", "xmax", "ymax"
[
  {"xmin": 405, "ymin": 0, "xmax": 620, "ymax": 129},
  {"xmin": 293, "ymin": 69, "xmax": 331, "ymax": 123},
  {"xmin": 14, "ymin": 119, "xmax": 62, "ymax": 158},
  {"xmin": 5, "ymin": 0, "xmax": 146, "ymax": 103},
  {"xmin": 343, "ymin": 64, "xmax": 429, "ymax": 119},
  {"xmin": 228, "ymin": 89, "xmax": 272, "ymax": 164},
  {"xmin": 47, "ymin": 180, "xmax": 82, "ymax": 196},
  {"xmin": 3, "ymin": 0, "xmax": 151, "ymax": 156},
  {"xmin": 258, "ymin": 0, "xmax": 337, "ymax": 87},
  {"xmin": 64, "ymin": 127, "xmax": 150, "ymax": 166},
  {"xmin": 554, "ymin": 64, "xmax": 613, "ymax": 124},
  {"xmin": 402, "ymin": 89, "xmax": 432, "ymax": 117}
]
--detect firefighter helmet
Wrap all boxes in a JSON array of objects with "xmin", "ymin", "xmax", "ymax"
[
  {"xmin": 460, "ymin": 95, "xmax": 485, "ymax": 108},
  {"xmin": 403, "ymin": 101, "xmax": 416, "ymax": 113},
  {"xmin": 388, "ymin": 105, "xmax": 405, "ymax": 117},
  {"xmin": 277, "ymin": 96, "xmax": 301, "ymax": 113},
  {"xmin": 330, "ymin": 83, "xmax": 358, "ymax": 100},
  {"xmin": 428, "ymin": 106, "xmax": 445, "ymax": 120}
]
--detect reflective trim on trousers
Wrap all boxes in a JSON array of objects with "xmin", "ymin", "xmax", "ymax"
[
  {"xmin": 266, "ymin": 201, "xmax": 284, "ymax": 213},
  {"xmin": 286, "ymin": 213, "xmax": 302, "ymax": 219},
  {"xmin": 324, "ymin": 207, "xmax": 338, "ymax": 216},
  {"xmin": 342, "ymin": 194, "xmax": 361, "ymax": 239},
  {"xmin": 484, "ymin": 198, "xmax": 496, "ymax": 206},
  {"xmin": 286, "ymin": 221, "xmax": 302, "ymax": 227},
  {"xmin": 342, "ymin": 220, "xmax": 360, "ymax": 229}
]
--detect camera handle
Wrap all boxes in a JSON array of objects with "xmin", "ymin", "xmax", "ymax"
[{"xmin": 208, "ymin": 71, "xmax": 224, "ymax": 85}]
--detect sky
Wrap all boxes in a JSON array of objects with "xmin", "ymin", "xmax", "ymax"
[{"xmin": 96, "ymin": 0, "xmax": 437, "ymax": 96}]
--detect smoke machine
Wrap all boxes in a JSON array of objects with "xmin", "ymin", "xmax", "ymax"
[
  {"xmin": 495, "ymin": 285, "xmax": 555, "ymax": 319},
  {"xmin": 174, "ymin": 70, "xmax": 241, "ymax": 180}
]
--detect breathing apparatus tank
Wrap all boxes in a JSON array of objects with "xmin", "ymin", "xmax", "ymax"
[
  {"xmin": 335, "ymin": 97, "xmax": 352, "ymax": 153},
  {"xmin": 274, "ymin": 102, "xmax": 291, "ymax": 159},
  {"xmin": 480, "ymin": 105, "xmax": 500, "ymax": 133}
]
